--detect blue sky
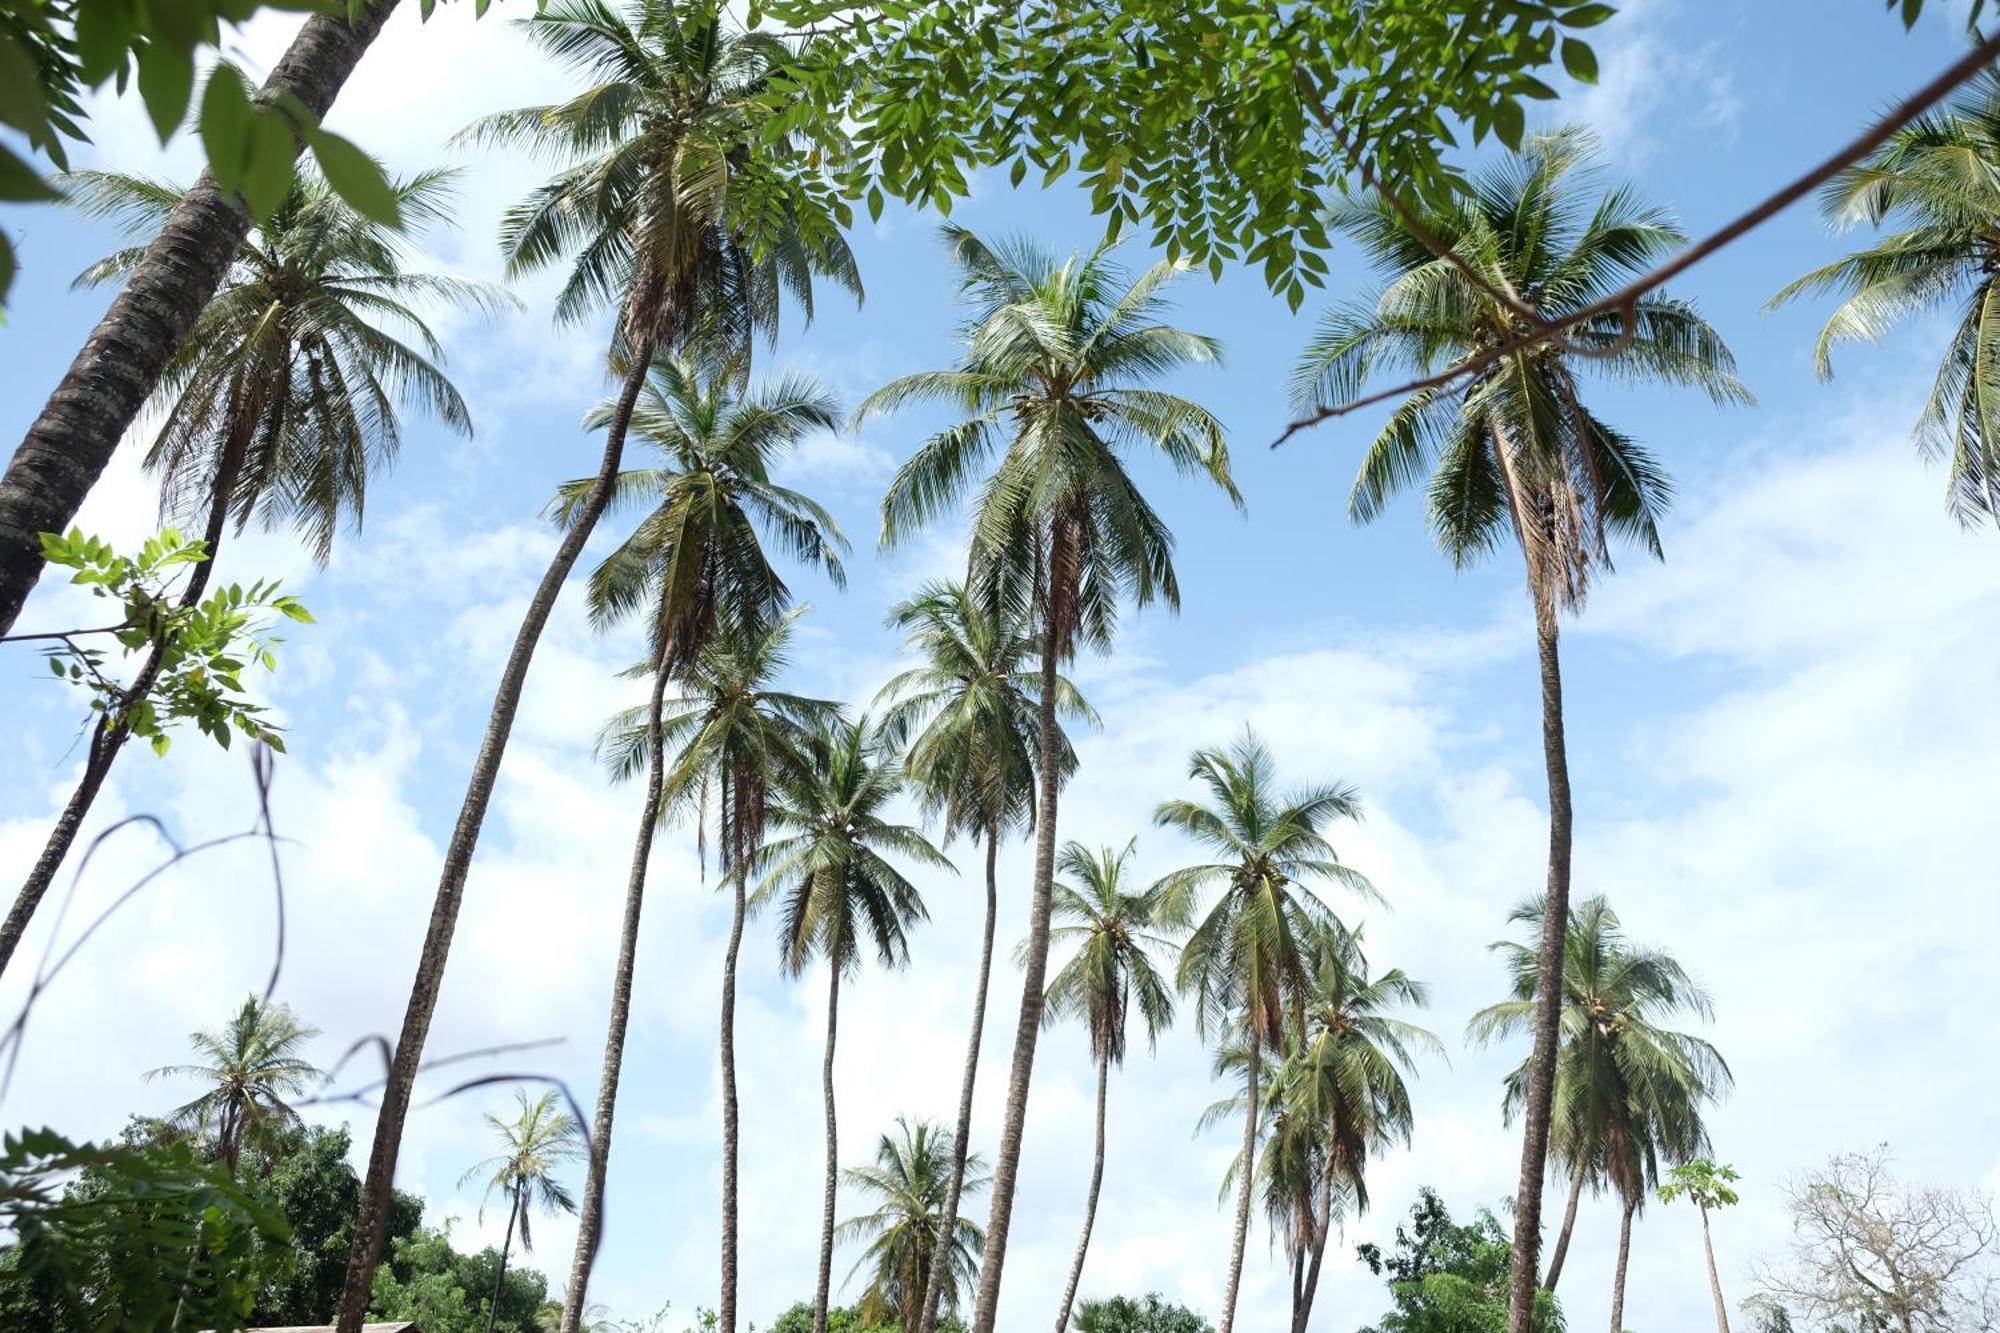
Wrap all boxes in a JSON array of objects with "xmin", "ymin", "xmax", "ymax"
[{"xmin": 5, "ymin": 1, "xmax": 2000, "ymax": 1330}]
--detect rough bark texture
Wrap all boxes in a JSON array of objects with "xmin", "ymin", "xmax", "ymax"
[
  {"xmin": 1052, "ymin": 1046, "xmax": 1109, "ymax": 1333},
  {"xmin": 719, "ymin": 848, "xmax": 747, "ymax": 1333},
  {"xmin": 485, "ymin": 1201, "xmax": 519, "ymax": 1333},
  {"xmin": 1506, "ymin": 605, "xmax": 1574, "ymax": 1333},
  {"xmin": 0, "ymin": 1, "xmax": 400, "ymax": 636},
  {"xmin": 557, "ymin": 648, "xmax": 673, "ymax": 1333},
  {"xmin": 1217, "ymin": 1033, "xmax": 1260, "ymax": 1333},
  {"xmin": 967, "ymin": 613, "xmax": 1066, "ymax": 1333},
  {"xmin": 811, "ymin": 965, "xmax": 842, "ymax": 1333},
  {"xmin": 1700, "ymin": 1205, "xmax": 1731, "ymax": 1333},
  {"xmin": 1543, "ymin": 1168, "xmax": 1588, "ymax": 1292},
  {"xmin": 1, "ymin": 429, "xmax": 246, "ymax": 984},
  {"xmin": 917, "ymin": 829, "xmax": 999, "ymax": 1333},
  {"xmin": 1608, "ymin": 1198, "xmax": 1636, "ymax": 1333},
  {"xmin": 332, "ymin": 344, "xmax": 655, "ymax": 1333}
]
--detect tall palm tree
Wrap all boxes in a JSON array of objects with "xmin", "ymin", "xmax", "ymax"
[
  {"xmin": 1291, "ymin": 128, "xmax": 1747, "ymax": 1333},
  {"xmin": 755, "ymin": 716, "xmax": 951, "ymax": 1333},
  {"xmin": 862, "ymin": 225, "xmax": 1237, "ymax": 1333},
  {"xmin": 1153, "ymin": 729, "xmax": 1378, "ymax": 1333},
  {"xmin": 1041, "ymin": 839, "xmax": 1177, "ymax": 1333},
  {"xmin": 837, "ymin": 1117, "xmax": 989, "ymax": 1332},
  {"xmin": 0, "ymin": 2, "xmax": 403, "ymax": 637},
  {"xmin": 4, "ymin": 167, "xmax": 494, "ymax": 986},
  {"xmin": 1469, "ymin": 895, "xmax": 1732, "ymax": 1333},
  {"xmin": 873, "ymin": 579, "xmax": 1094, "ymax": 1333},
  {"xmin": 147, "ymin": 995, "xmax": 322, "ymax": 1176},
  {"xmin": 459, "ymin": 1090, "xmax": 585, "ymax": 1333},
  {"xmin": 336, "ymin": 4, "xmax": 859, "ymax": 1326},
  {"xmin": 1771, "ymin": 70, "xmax": 2000, "ymax": 527},
  {"xmin": 549, "ymin": 355, "xmax": 845, "ymax": 1330}
]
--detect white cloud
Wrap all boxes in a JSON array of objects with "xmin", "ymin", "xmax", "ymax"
[{"xmin": 1560, "ymin": 0, "xmax": 1741, "ymax": 162}]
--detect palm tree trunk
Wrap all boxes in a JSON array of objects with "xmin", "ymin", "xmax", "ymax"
[
  {"xmin": 1218, "ymin": 1031, "xmax": 1260, "ymax": 1333},
  {"xmin": 1543, "ymin": 1169, "xmax": 1587, "ymax": 1292},
  {"xmin": 720, "ymin": 844, "xmax": 747, "ymax": 1333},
  {"xmin": 333, "ymin": 337, "xmax": 657, "ymax": 1333},
  {"xmin": 1292, "ymin": 1170, "xmax": 1335, "ymax": 1333},
  {"xmin": 812, "ymin": 964, "xmax": 842, "ymax": 1333},
  {"xmin": 1607, "ymin": 1196, "xmax": 1636, "ymax": 1333},
  {"xmin": 1051, "ymin": 1045, "xmax": 1110, "ymax": 1333},
  {"xmin": 485, "ymin": 1197, "xmax": 520, "ymax": 1333},
  {"xmin": 557, "ymin": 640, "xmax": 673, "ymax": 1333},
  {"xmin": 1, "ymin": 420, "xmax": 250, "ymax": 985},
  {"xmin": 0, "ymin": 2, "xmax": 400, "ymax": 637},
  {"xmin": 968, "ymin": 593, "xmax": 1068, "ymax": 1333},
  {"xmin": 917, "ymin": 828, "xmax": 999, "ymax": 1333},
  {"xmin": 1699, "ymin": 1205, "xmax": 1730, "ymax": 1333},
  {"xmin": 1506, "ymin": 601, "xmax": 1574, "ymax": 1333}
]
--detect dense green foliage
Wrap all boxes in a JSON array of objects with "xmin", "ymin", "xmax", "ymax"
[
  {"xmin": 1070, "ymin": 1293, "xmax": 1214, "ymax": 1333},
  {"xmin": 837, "ymin": 1119, "xmax": 986, "ymax": 1330},
  {"xmin": 1355, "ymin": 1190, "xmax": 1564, "ymax": 1333}
]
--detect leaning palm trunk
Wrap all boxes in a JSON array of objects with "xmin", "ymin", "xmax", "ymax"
[
  {"xmin": 917, "ymin": 829, "xmax": 999, "ymax": 1333},
  {"xmin": 334, "ymin": 339, "xmax": 657, "ymax": 1333},
  {"xmin": 1292, "ymin": 1170, "xmax": 1336, "ymax": 1333},
  {"xmin": 0, "ymin": 419, "xmax": 252, "ymax": 983},
  {"xmin": 1699, "ymin": 1204, "xmax": 1730, "ymax": 1333},
  {"xmin": 811, "ymin": 964, "xmax": 842, "ymax": 1333},
  {"xmin": 1543, "ymin": 1168, "xmax": 1587, "ymax": 1291},
  {"xmin": 1217, "ymin": 1033, "xmax": 1260, "ymax": 1333},
  {"xmin": 968, "ymin": 606, "xmax": 1067, "ymax": 1333},
  {"xmin": 558, "ymin": 634, "xmax": 674, "ymax": 1333},
  {"xmin": 485, "ymin": 1198, "xmax": 520, "ymax": 1333},
  {"xmin": 1607, "ymin": 1196, "xmax": 1636, "ymax": 1333},
  {"xmin": 0, "ymin": 2, "xmax": 398, "ymax": 636},
  {"xmin": 1505, "ymin": 598, "xmax": 1575, "ymax": 1333},
  {"xmin": 1052, "ymin": 1045, "xmax": 1110, "ymax": 1333},
  {"xmin": 720, "ymin": 836, "xmax": 748, "ymax": 1333}
]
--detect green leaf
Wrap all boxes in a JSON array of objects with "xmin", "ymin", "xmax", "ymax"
[
  {"xmin": 243, "ymin": 111, "xmax": 298, "ymax": 218},
  {"xmin": 136, "ymin": 40, "xmax": 197, "ymax": 144},
  {"xmin": 1561, "ymin": 38, "xmax": 1598, "ymax": 84},
  {"xmin": 1562, "ymin": 3, "xmax": 1618, "ymax": 27},
  {"xmin": 0, "ymin": 31, "xmax": 48, "ymax": 135},
  {"xmin": 308, "ymin": 129, "xmax": 399, "ymax": 225},
  {"xmin": 1494, "ymin": 97, "xmax": 1525, "ymax": 150},
  {"xmin": 152, "ymin": 734, "xmax": 171, "ymax": 757},
  {"xmin": 0, "ymin": 142, "xmax": 60, "ymax": 203},
  {"xmin": 199, "ymin": 64, "xmax": 254, "ymax": 189}
]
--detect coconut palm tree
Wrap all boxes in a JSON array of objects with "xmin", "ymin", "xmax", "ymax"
[
  {"xmin": 3, "ymin": 167, "xmax": 496, "ymax": 986},
  {"xmin": 1469, "ymin": 895, "xmax": 1732, "ymax": 1333},
  {"xmin": 1041, "ymin": 839, "xmax": 1177, "ymax": 1333},
  {"xmin": 1291, "ymin": 128, "xmax": 1747, "ymax": 1332},
  {"xmin": 755, "ymin": 716, "xmax": 952, "ymax": 1333},
  {"xmin": 147, "ymin": 995, "xmax": 322, "ymax": 1176},
  {"xmin": 1660, "ymin": 1159, "xmax": 1743, "ymax": 1333},
  {"xmin": 549, "ymin": 355, "xmax": 846, "ymax": 1329},
  {"xmin": 1153, "ymin": 729, "xmax": 1379, "ymax": 1333},
  {"xmin": 861, "ymin": 225, "xmax": 1237, "ymax": 1333},
  {"xmin": 838, "ymin": 1117, "xmax": 989, "ymax": 1332},
  {"xmin": 1771, "ymin": 70, "xmax": 2000, "ymax": 527},
  {"xmin": 459, "ymin": 1090, "xmax": 585, "ymax": 1333},
  {"xmin": 338, "ymin": 3, "xmax": 859, "ymax": 1325},
  {"xmin": 873, "ymin": 579, "xmax": 1094, "ymax": 1333}
]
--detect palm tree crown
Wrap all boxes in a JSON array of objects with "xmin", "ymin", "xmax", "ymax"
[
  {"xmin": 147, "ymin": 995, "xmax": 323, "ymax": 1174},
  {"xmin": 838, "ymin": 1117, "xmax": 989, "ymax": 1331},
  {"xmin": 459, "ymin": 1089, "xmax": 586, "ymax": 1258},
  {"xmin": 1772, "ymin": 69, "xmax": 2000, "ymax": 525},
  {"xmin": 1044, "ymin": 839, "xmax": 1177, "ymax": 1066}
]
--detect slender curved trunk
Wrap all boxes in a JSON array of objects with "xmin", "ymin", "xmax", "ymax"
[
  {"xmin": 1, "ymin": 423, "xmax": 249, "ymax": 985},
  {"xmin": 1051, "ymin": 1045, "xmax": 1110, "ymax": 1333},
  {"xmin": 1543, "ymin": 1168, "xmax": 1587, "ymax": 1292},
  {"xmin": 1292, "ymin": 1171, "xmax": 1335, "ymax": 1333},
  {"xmin": 720, "ymin": 832, "xmax": 748, "ymax": 1333},
  {"xmin": 812, "ymin": 964, "xmax": 842, "ymax": 1333},
  {"xmin": 968, "ymin": 589, "xmax": 1068, "ymax": 1333},
  {"xmin": 918, "ymin": 828, "xmax": 999, "ymax": 1333},
  {"xmin": 0, "ymin": 2, "xmax": 399, "ymax": 636},
  {"xmin": 1699, "ymin": 1205, "xmax": 1730, "ymax": 1333},
  {"xmin": 1217, "ymin": 1031, "xmax": 1261, "ymax": 1333},
  {"xmin": 333, "ymin": 339, "xmax": 656, "ymax": 1333},
  {"xmin": 557, "ymin": 639, "xmax": 673, "ymax": 1333},
  {"xmin": 1607, "ymin": 1196, "xmax": 1636, "ymax": 1333},
  {"xmin": 485, "ymin": 1197, "xmax": 520, "ymax": 1333},
  {"xmin": 1506, "ymin": 599, "xmax": 1574, "ymax": 1333}
]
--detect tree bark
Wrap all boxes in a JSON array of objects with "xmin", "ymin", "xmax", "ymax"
[
  {"xmin": 1051, "ymin": 1045, "xmax": 1110, "ymax": 1333},
  {"xmin": 1506, "ymin": 602, "xmax": 1574, "ymax": 1333},
  {"xmin": 1292, "ymin": 1171, "xmax": 1335, "ymax": 1333},
  {"xmin": 1, "ymin": 420, "xmax": 249, "ymax": 985},
  {"xmin": 1607, "ymin": 1197, "xmax": 1636, "ymax": 1333},
  {"xmin": 1699, "ymin": 1205, "xmax": 1731, "ymax": 1333},
  {"xmin": 1217, "ymin": 1032, "xmax": 1260, "ymax": 1333},
  {"xmin": 333, "ymin": 341, "xmax": 656, "ymax": 1333},
  {"xmin": 557, "ymin": 637, "xmax": 673, "ymax": 1333},
  {"xmin": 967, "ymin": 601, "xmax": 1067, "ymax": 1333},
  {"xmin": 1543, "ymin": 1168, "xmax": 1587, "ymax": 1293},
  {"xmin": 812, "ymin": 964, "xmax": 842, "ymax": 1333},
  {"xmin": 0, "ymin": 1, "xmax": 400, "ymax": 636},
  {"xmin": 720, "ymin": 843, "xmax": 747, "ymax": 1333},
  {"xmin": 485, "ymin": 1197, "xmax": 519, "ymax": 1333},
  {"xmin": 917, "ymin": 828, "xmax": 999, "ymax": 1333}
]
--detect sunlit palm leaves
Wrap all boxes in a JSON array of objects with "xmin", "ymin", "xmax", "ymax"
[
  {"xmin": 1044, "ymin": 839, "xmax": 1177, "ymax": 1066},
  {"xmin": 146, "ymin": 995, "xmax": 323, "ymax": 1175},
  {"xmin": 458, "ymin": 1089, "xmax": 585, "ymax": 1258},
  {"xmin": 838, "ymin": 1118, "xmax": 988, "ymax": 1330}
]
